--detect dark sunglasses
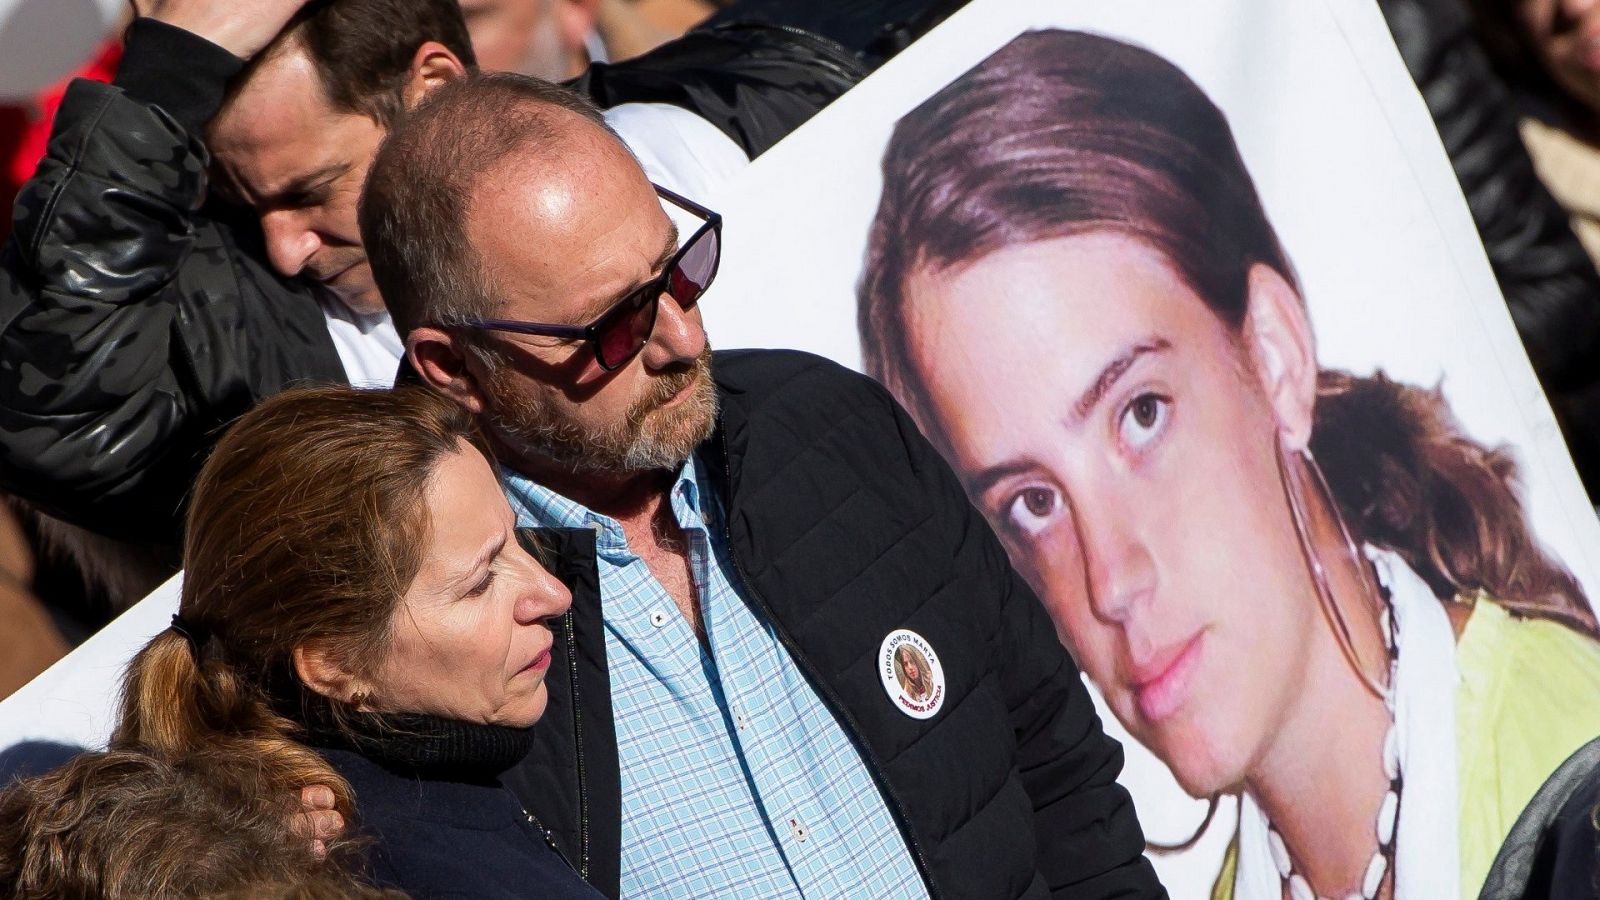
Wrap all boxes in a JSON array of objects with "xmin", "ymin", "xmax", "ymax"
[{"xmin": 454, "ymin": 183, "xmax": 721, "ymax": 371}]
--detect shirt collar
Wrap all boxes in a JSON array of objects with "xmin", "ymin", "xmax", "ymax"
[{"xmin": 500, "ymin": 454, "xmax": 714, "ymax": 560}]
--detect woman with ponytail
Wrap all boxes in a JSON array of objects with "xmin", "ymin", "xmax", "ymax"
[
  {"xmin": 857, "ymin": 29, "xmax": 1600, "ymax": 900},
  {"xmin": 113, "ymin": 384, "xmax": 598, "ymax": 899}
]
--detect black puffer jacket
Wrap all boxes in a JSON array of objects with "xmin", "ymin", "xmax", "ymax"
[
  {"xmin": 0, "ymin": 18, "xmax": 865, "ymax": 549},
  {"xmin": 507, "ymin": 350, "xmax": 1164, "ymax": 900},
  {"xmin": 1380, "ymin": 0, "xmax": 1600, "ymax": 497}
]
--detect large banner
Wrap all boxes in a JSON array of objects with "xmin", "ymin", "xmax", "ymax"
[{"xmin": 699, "ymin": 1, "xmax": 1600, "ymax": 897}]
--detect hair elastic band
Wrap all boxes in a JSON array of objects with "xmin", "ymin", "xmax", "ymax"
[{"xmin": 169, "ymin": 613, "xmax": 211, "ymax": 655}]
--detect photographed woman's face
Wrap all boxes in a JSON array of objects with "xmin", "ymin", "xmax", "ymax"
[
  {"xmin": 902, "ymin": 232, "xmax": 1322, "ymax": 795},
  {"xmin": 901, "ymin": 649, "xmax": 921, "ymax": 681},
  {"xmin": 366, "ymin": 440, "xmax": 571, "ymax": 728}
]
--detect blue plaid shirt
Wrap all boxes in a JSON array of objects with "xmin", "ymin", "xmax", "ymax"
[{"xmin": 505, "ymin": 455, "xmax": 927, "ymax": 899}]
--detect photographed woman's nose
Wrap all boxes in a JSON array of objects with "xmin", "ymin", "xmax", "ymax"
[{"xmin": 1077, "ymin": 506, "xmax": 1156, "ymax": 625}]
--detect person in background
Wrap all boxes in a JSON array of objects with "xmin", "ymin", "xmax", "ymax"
[
  {"xmin": 0, "ymin": 0, "xmax": 858, "ymax": 622},
  {"xmin": 1471, "ymin": 0, "xmax": 1600, "ymax": 269},
  {"xmin": 113, "ymin": 385, "xmax": 595, "ymax": 899},
  {"xmin": 0, "ymin": 32, "xmax": 124, "ymax": 245},
  {"xmin": 0, "ymin": 505, "xmax": 67, "ymax": 699},
  {"xmin": 361, "ymin": 70, "xmax": 1162, "ymax": 899},
  {"xmin": 1379, "ymin": 0, "xmax": 1600, "ymax": 504},
  {"xmin": 460, "ymin": 0, "xmax": 715, "ymax": 80},
  {"xmin": 0, "ymin": 747, "xmax": 402, "ymax": 899}
]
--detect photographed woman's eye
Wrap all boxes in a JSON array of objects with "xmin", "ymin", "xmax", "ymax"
[
  {"xmin": 1118, "ymin": 392, "xmax": 1171, "ymax": 450},
  {"xmin": 1004, "ymin": 485, "xmax": 1063, "ymax": 538}
]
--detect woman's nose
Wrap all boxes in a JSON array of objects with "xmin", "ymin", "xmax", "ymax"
[{"xmin": 515, "ymin": 565, "xmax": 573, "ymax": 625}]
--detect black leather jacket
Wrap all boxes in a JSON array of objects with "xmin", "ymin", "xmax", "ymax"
[
  {"xmin": 1381, "ymin": 0, "xmax": 1600, "ymax": 497},
  {"xmin": 0, "ymin": 18, "xmax": 864, "ymax": 549}
]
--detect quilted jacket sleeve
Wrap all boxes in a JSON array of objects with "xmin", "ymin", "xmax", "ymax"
[
  {"xmin": 885, "ymin": 393, "xmax": 1164, "ymax": 899},
  {"xmin": 0, "ymin": 22, "xmax": 245, "ymax": 539}
]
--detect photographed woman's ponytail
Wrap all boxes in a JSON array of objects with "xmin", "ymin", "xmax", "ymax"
[
  {"xmin": 1312, "ymin": 370, "xmax": 1598, "ymax": 636},
  {"xmin": 110, "ymin": 385, "xmax": 495, "ymax": 818}
]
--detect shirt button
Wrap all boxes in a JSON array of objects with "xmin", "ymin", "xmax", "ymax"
[
  {"xmin": 588, "ymin": 522, "xmax": 605, "ymax": 537},
  {"xmin": 649, "ymin": 609, "xmax": 669, "ymax": 628},
  {"xmin": 789, "ymin": 819, "xmax": 809, "ymax": 843},
  {"xmin": 733, "ymin": 704, "xmax": 749, "ymax": 731}
]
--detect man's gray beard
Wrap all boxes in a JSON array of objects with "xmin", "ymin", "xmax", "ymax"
[{"xmin": 485, "ymin": 349, "xmax": 718, "ymax": 476}]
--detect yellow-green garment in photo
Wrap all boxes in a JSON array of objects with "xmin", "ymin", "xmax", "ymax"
[{"xmin": 1211, "ymin": 597, "xmax": 1600, "ymax": 900}]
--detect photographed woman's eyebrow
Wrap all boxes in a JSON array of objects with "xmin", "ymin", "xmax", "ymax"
[
  {"xmin": 1070, "ymin": 337, "xmax": 1173, "ymax": 423},
  {"xmin": 967, "ymin": 459, "xmax": 1043, "ymax": 500}
]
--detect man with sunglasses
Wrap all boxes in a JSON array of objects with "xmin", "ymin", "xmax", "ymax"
[
  {"xmin": 364, "ymin": 72, "xmax": 1161, "ymax": 900},
  {"xmin": 0, "ymin": 0, "xmax": 862, "ymax": 609}
]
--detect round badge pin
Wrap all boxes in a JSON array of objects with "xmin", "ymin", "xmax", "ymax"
[{"xmin": 879, "ymin": 629, "xmax": 946, "ymax": 720}]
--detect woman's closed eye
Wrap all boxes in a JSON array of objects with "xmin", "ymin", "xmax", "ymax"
[{"xmin": 464, "ymin": 570, "xmax": 496, "ymax": 598}]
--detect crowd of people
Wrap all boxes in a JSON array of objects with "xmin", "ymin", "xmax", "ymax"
[{"xmin": 0, "ymin": 0, "xmax": 1599, "ymax": 897}]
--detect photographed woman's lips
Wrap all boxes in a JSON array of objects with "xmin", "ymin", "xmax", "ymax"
[{"xmin": 1132, "ymin": 633, "xmax": 1204, "ymax": 724}]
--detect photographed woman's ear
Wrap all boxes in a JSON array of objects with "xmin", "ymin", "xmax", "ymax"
[
  {"xmin": 1241, "ymin": 262, "xmax": 1318, "ymax": 449},
  {"xmin": 293, "ymin": 643, "xmax": 367, "ymax": 709}
]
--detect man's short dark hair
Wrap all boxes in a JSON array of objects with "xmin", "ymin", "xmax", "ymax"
[
  {"xmin": 245, "ymin": 0, "xmax": 479, "ymax": 127},
  {"xmin": 359, "ymin": 72, "xmax": 616, "ymax": 338}
]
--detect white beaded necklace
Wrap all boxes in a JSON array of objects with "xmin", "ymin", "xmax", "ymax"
[{"xmin": 1265, "ymin": 585, "xmax": 1401, "ymax": 900}]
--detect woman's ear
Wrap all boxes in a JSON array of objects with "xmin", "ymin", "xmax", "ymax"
[
  {"xmin": 293, "ymin": 642, "xmax": 362, "ymax": 706},
  {"xmin": 1242, "ymin": 262, "xmax": 1317, "ymax": 450}
]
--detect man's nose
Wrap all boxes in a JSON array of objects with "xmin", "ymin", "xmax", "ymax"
[
  {"xmin": 639, "ymin": 290, "xmax": 707, "ymax": 369},
  {"xmin": 260, "ymin": 211, "xmax": 322, "ymax": 278}
]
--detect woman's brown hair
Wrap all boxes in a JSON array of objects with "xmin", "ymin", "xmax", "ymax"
[
  {"xmin": 858, "ymin": 28, "xmax": 1597, "ymax": 634},
  {"xmin": 113, "ymin": 384, "xmax": 492, "ymax": 817}
]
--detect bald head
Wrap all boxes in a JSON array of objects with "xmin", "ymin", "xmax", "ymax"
[
  {"xmin": 467, "ymin": 125, "xmax": 664, "ymax": 327},
  {"xmin": 359, "ymin": 72, "xmax": 627, "ymax": 335}
]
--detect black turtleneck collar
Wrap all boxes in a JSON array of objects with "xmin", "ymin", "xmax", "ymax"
[{"xmin": 301, "ymin": 709, "xmax": 537, "ymax": 782}]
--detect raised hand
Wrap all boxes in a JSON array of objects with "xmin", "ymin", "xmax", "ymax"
[{"xmin": 128, "ymin": 0, "xmax": 310, "ymax": 60}]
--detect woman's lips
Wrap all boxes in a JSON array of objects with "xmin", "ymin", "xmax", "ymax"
[
  {"xmin": 521, "ymin": 649, "xmax": 551, "ymax": 674},
  {"xmin": 1132, "ymin": 633, "xmax": 1204, "ymax": 723}
]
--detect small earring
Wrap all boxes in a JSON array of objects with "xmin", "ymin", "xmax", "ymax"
[{"xmin": 349, "ymin": 690, "xmax": 369, "ymax": 708}]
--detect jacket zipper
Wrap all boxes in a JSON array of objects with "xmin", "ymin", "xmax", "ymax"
[
  {"xmin": 714, "ymin": 438, "xmax": 941, "ymax": 900},
  {"xmin": 521, "ymin": 803, "xmax": 579, "ymax": 873},
  {"xmin": 562, "ymin": 607, "xmax": 592, "ymax": 881}
]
